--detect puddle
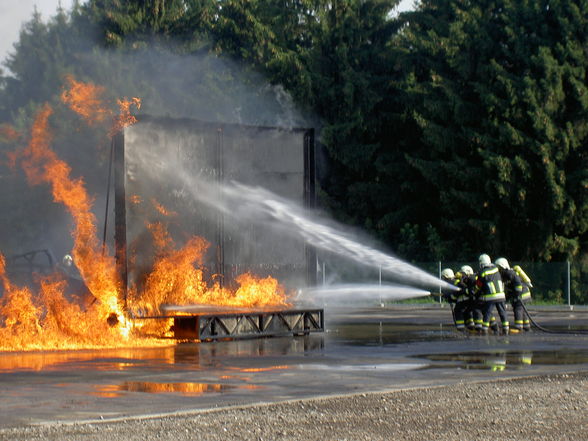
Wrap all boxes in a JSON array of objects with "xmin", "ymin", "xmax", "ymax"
[
  {"xmin": 421, "ymin": 350, "xmax": 588, "ymax": 371},
  {"xmin": 330, "ymin": 322, "xmax": 461, "ymax": 346},
  {"xmin": 0, "ymin": 336, "xmax": 324, "ymax": 373},
  {"xmin": 299, "ymin": 362, "xmax": 426, "ymax": 372},
  {"xmin": 93, "ymin": 381, "xmax": 262, "ymax": 397}
]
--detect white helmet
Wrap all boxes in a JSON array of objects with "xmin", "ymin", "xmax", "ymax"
[
  {"xmin": 62, "ymin": 254, "xmax": 73, "ymax": 267},
  {"xmin": 495, "ymin": 257, "xmax": 510, "ymax": 270},
  {"xmin": 460, "ymin": 265, "xmax": 474, "ymax": 275},
  {"xmin": 478, "ymin": 254, "xmax": 491, "ymax": 268},
  {"xmin": 441, "ymin": 268, "xmax": 455, "ymax": 280}
]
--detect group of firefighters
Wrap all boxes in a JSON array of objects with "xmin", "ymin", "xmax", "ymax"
[{"xmin": 438, "ymin": 254, "xmax": 533, "ymax": 335}]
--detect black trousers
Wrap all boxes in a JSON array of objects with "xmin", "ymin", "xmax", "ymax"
[
  {"xmin": 481, "ymin": 300, "xmax": 509, "ymax": 331},
  {"xmin": 511, "ymin": 299, "xmax": 531, "ymax": 330},
  {"xmin": 453, "ymin": 301, "xmax": 472, "ymax": 330}
]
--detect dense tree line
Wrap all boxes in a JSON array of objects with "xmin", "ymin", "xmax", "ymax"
[{"xmin": 1, "ymin": 0, "xmax": 588, "ymax": 286}]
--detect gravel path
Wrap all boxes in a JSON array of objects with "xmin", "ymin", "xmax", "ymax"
[{"xmin": 2, "ymin": 371, "xmax": 587, "ymax": 441}]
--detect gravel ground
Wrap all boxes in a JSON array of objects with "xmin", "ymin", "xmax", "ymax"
[{"xmin": 1, "ymin": 371, "xmax": 587, "ymax": 441}]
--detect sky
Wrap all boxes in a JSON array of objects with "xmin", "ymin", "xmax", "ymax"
[{"xmin": 0, "ymin": 0, "xmax": 417, "ymax": 66}]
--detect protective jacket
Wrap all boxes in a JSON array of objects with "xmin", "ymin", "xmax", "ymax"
[
  {"xmin": 501, "ymin": 267, "xmax": 531, "ymax": 302},
  {"xmin": 476, "ymin": 264, "xmax": 506, "ymax": 302}
]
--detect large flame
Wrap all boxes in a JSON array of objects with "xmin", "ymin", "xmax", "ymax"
[
  {"xmin": 0, "ymin": 76, "xmax": 290, "ymax": 352},
  {"xmin": 133, "ymin": 221, "xmax": 289, "ymax": 317}
]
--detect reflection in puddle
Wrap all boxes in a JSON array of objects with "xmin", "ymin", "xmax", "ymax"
[
  {"xmin": 0, "ymin": 347, "xmax": 178, "ymax": 372},
  {"xmin": 0, "ymin": 336, "xmax": 324, "ymax": 373},
  {"xmin": 94, "ymin": 381, "xmax": 262, "ymax": 397},
  {"xmin": 230, "ymin": 365, "xmax": 291, "ymax": 373},
  {"xmin": 422, "ymin": 350, "xmax": 588, "ymax": 371},
  {"xmin": 300, "ymin": 362, "xmax": 426, "ymax": 372}
]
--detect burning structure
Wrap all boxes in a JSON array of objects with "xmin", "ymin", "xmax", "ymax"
[
  {"xmin": 0, "ymin": 77, "xmax": 322, "ymax": 351},
  {"xmin": 114, "ymin": 116, "xmax": 323, "ymax": 339}
]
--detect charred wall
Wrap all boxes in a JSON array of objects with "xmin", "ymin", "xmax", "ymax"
[{"xmin": 114, "ymin": 116, "xmax": 315, "ymax": 307}]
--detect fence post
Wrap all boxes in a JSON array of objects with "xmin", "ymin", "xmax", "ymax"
[
  {"xmin": 567, "ymin": 260, "xmax": 571, "ymax": 308},
  {"xmin": 379, "ymin": 265, "xmax": 383, "ymax": 307},
  {"xmin": 438, "ymin": 261, "xmax": 442, "ymax": 304}
]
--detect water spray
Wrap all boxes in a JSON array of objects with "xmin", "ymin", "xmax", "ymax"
[
  {"xmin": 188, "ymin": 179, "xmax": 453, "ymax": 292},
  {"xmin": 296, "ymin": 283, "xmax": 431, "ymax": 304},
  {"xmin": 126, "ymin": 148, "xmax": 455, "ymax": 293}
]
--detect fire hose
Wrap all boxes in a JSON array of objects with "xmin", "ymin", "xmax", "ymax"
[{"xmin": 521, "ymin": 302, "xmax": 588, "ymax": 335}]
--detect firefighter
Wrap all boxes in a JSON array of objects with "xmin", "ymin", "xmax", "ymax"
[
  {"xmin": 439, "ymin": 268, "xmax": 459, "ymax": 327},
  {"xmin": 476, "ymin": 254, "xmax": 509, "ymax": 334},
  {"xmin": 495, "ymin": 257, "xmax": 532, "ymax": 332},
  {"xmin": 450, "ymin": 269, "xmax": 470, "ymax": 332},
  {"xmin": 440, "ymin": 268, "xmax": 458, "ymax": 303},
  {"xmin": 440, "ymin": 268, "xmax": 471, "ymax": 332},
  {"xmin": 459, "ymin": 265, "xmax": 478, "ymax": 332}
]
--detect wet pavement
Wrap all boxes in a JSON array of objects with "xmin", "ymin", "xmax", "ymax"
[{"xmin": 1, "ymin": 306, "xmax": 588, "ymax": 427}]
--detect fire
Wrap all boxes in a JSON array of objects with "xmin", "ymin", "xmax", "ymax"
[
  {"xmin": 61, "ymin": 75, "xmax": 141, "ymax": 136},
  {"xmin": 112, "ymin": 97, "xmax": 141, "ymax": 136},
  {"xmin": 0, "ymin": 75, "xmax": 291, "ymax": 352},
  {"xmin": 13, "ymin": 104, "xmax": 122, "ymax": 317},
  {"xmin": 0, "ymin": 88, "xmax": 147, "ymax": 350},
  {"xmin": 152, "ymin": 198, "xmax": 177, "ymax": 217},
  {"xmin": 61, "ymin": 75, "xmax": 110, "ymax": 126},
  {"xmin": 129, "ymin": 194, "xmax": 142, "ymax": 205},
  {"xmin": 134, "ymin": 222, "xmax": 290, "ymax": 316}
]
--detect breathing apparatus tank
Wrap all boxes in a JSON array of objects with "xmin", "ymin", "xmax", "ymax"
[{"xmin": 513, "ymin": 265, "xmax": 532, "ymax": 287}]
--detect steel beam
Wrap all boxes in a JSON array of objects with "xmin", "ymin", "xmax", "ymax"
[{"xmin": 171, "ymin": 309, "xmax": 324, "ymax": 341}]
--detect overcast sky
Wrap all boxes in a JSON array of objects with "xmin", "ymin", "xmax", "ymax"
[{"xmin": 0, "ymin": 0, "xmax": 416, "ymax": 66}]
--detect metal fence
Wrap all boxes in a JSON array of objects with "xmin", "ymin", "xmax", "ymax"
[{"xmin": 316, "ymin": 258, "xmax": 587, "ymax": 306}]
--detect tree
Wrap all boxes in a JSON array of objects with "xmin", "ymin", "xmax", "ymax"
[
  {"xmin": 303, "ymin": 0, "xmax": 404, "ymax": 236},
  {"xmin": 397, "ymin": 0, "xmax": 588, "ymax": 261},
  {"xmin": 82, "ymin": 0, "xmax": 216, "ymax": 50}
]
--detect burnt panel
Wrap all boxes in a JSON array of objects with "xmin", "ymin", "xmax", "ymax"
[{"xmin": 116, "ymin": 116, "xmax": 315, "ymax": 309}]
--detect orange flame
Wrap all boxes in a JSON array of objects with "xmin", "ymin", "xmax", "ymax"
[
  {"xmin": 133, "ymin": 223, "xmax": 290, "ymax": 316},
  {"xmin": 129, "ymin": 194, "xmax": 142, "ymax": 205},
  {"xmin": 61, "ymin": 75, "xmax": 110, "ymax": 126},
  {"xmin": 0, "ymin": 76, "xmax": 291, "ymax": 352},
  {"xmin": 15, "ymin": 104, "xmax": 121, "ymax": 316},
  {"xmin": 61, "ymin": 75, "xmax": 140, "ymax": 136},
  {"xmin": 152, "ymin": 199, "xmax": 177, "ymax": 217},
  {"xmin": 112, "ymin": 97, "xmax": 141, "ymax": 136}
]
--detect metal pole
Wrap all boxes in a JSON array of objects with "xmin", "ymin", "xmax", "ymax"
[
  {"xmin": 322, "ymin": 261, "xmax": 326, "ymax": 286},
  {"xmin": 102, "ymin": 137, "xmax": 114, "ymax": 256},
  {"xmin": 379, "ymin": 265, "xmax": 382, "ymax": 285},
  {"xmin": 379, "ymin": 265, "xmax": 383, "ymax": 307},
  {"xmin": 567, "ymin": 260, "xmax": 571, "ymax": 307},
  {"xmin": 438, "ymin": 261, "xmax": 442, "ymax": 303}
]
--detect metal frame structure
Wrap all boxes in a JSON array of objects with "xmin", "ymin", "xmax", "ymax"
[{"xmin": 171, "ymin": 309, "xmax": 324, "ymax": 341}]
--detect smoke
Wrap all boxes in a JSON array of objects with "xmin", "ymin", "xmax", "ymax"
[
  {"xmin": 127, "ymin": 141, "xmax": 452, "ymax": 291},
  {"xmin": 1, "ymin": 20, "xmax": 312, "ymax": 259}
]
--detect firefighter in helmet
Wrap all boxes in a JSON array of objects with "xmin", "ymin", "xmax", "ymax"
[
  {"xmin": 476, "ymin": 254, "xmax": 509, "ymax": 334},
  {"xmin": 495, "ymin": 257, "xmax": 532, "ymax": 332},
  {"xmin": 459, "ymin": 265, "xmax": 478, "ymax": 332},
  {"xmin": 440, "ymin": 268, "xmax": 458, "ymax": 302},
  {"xmin": 439, "ymin": 268, "xmax": 469, "ymax": 332}
]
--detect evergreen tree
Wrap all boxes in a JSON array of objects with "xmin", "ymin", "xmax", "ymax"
[
  {"xmin": 82, "ymin": 0, "xmax": 216, "ymax": 50},
  {"xmin": 398, "ymin": 0, "xmax": 588, "ymax": 261},
  {"xmin": 304, "ymin": 0, "xmax": 403, "ymax": 235}
]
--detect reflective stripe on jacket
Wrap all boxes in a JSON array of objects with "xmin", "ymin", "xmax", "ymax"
[{"xmin": 477, "ymin": 265, "xmax": 505, "ymax": 302}]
